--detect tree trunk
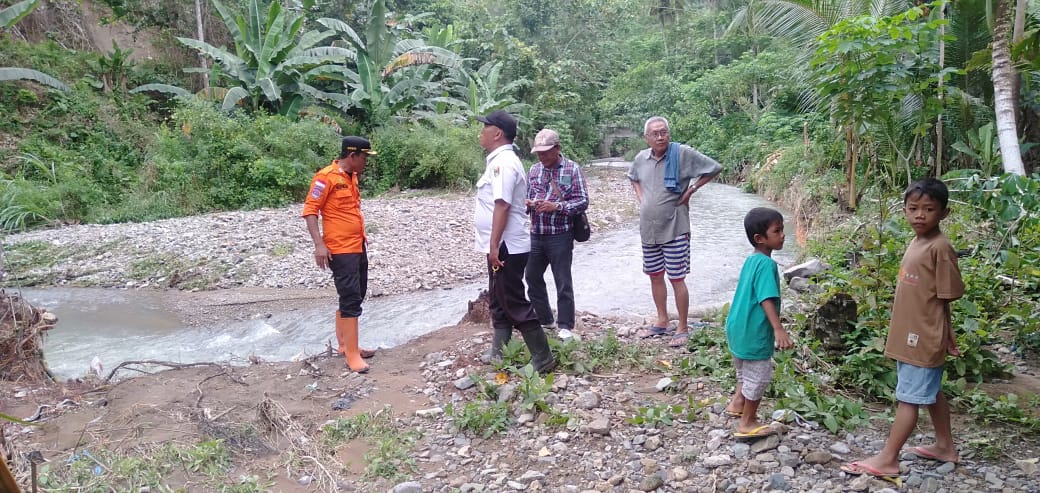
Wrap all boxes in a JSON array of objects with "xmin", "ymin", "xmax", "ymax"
[
  {"xmin": 935, "ymin": 3, "xmax": 945, "ymax": 178},
  {"xmin": 1011, "ymin": 0, "xmax": 1028, "ymax": 135},
  {"xmin": 992, "ymin": 0, "xmax": 1025, "ymax": 175},
  {"xmin": 1013, "ymin": 0, "xmax": 1028, "ymax": 42},
  {"xmin": 845, "ymin": 125, "xmax": 858, "ymax": 210},
  {"xmin": 195, "ymin": 0, "xmax": 209, "ymax": 88}
]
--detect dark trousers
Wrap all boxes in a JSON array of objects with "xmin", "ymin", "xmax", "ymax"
[
  {"xmin": 331, "ymin": 249, "xmax": 368, "ymax": 317},
  {"xmin": 487, "ymin": 243, "xmax": 540, "ymax": 332},
  {"xmin": 525, "ymin": 231, "xmax": 575, "ymax": 330}
]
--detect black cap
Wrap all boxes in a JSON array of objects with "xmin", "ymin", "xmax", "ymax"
[
  {"xmin": 340, "ymin": 136, "xmax": 377, "ymax": 158},
  {"xmin": 475, "ymin": 110, "xmax": 517, "ymax": 141}
]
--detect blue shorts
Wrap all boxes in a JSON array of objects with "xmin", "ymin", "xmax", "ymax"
[{"xmin": 895, "ymin": 361, "xmax": 944, "ymax": 405}]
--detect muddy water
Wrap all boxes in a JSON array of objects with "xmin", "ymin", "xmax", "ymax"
[{"xmin": 26, "ymin": 181, "xmax": 798, "ymax": 379}]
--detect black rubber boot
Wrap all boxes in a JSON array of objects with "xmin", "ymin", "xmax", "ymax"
[
  {"xmin": 480, "ymin": 327, "xmax": 512, "ymax": 364},
  {"xmin": 520, "ymin": 327, "xmax": 558, "ymax": 375}
]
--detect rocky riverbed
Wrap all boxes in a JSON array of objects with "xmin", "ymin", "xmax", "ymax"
[
  {"xmin": 399, "ymin": 319, "xmax": 1040, "ymax": 493},
  {"xmin": 1, "ymin": 165, "xmax": 1038, "ymax": 492},
  {"xmin": 1, "ymin": 167, "xmax": 636, "ymax": 297}
]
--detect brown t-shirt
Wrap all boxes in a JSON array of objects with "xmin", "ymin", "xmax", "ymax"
[{"xmin": 885, "ymin": 233, "xmax": 964, "ymax": 368}]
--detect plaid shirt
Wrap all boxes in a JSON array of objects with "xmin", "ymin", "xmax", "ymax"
[{"xmin": 527, "ymin": 155, "xmax": 590, "ymax": 235}]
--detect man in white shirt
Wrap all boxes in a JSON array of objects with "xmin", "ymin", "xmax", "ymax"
[{"xmin": 474, "ymin": 110, "xmax": 557, "ymax": 375}]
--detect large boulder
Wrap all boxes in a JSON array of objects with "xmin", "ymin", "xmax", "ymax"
[
  {"xmin": 808, "ymin": 293, "xmax": 857, "ymax": 356},
  {"xmin": 782, "ymin": 259, "xmax": 830, "ymax": 282}
]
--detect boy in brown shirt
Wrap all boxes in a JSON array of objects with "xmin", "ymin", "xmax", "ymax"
[{"xmin": 842, "ymin": 178, "xmax": 964, "ymax": 484}]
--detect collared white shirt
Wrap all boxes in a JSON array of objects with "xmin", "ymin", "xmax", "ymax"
[{"xmin": 474, "ymin": 144, "xmax": 531, "ymax": 254}]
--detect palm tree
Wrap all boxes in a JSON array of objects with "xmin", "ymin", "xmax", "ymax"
[
  {"xmin": 991, "ymin": 0, "xmax": 1025, "ymax": 174},
  {"xmin": 728, "ymin": 0, "xmax": 912, "ymax": 48}
]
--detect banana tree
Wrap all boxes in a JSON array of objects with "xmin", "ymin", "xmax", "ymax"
[
  {"xmin": 428, "ymin": 60, "xmax": 530, "ymax": 119},
  {"xmin": 1, "ymin": 0, "xmax": 69, "ymax": 92},
  {"xmin": 167, "ymin": 0, "xmax": 354, "ymax": 116},
  {"xmin": 317, "ymin": 0, "xmax": 465, "ymax": 126}
]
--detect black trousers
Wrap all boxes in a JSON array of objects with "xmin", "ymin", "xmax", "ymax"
[
  {"xmin": 330, "ymin": 249, "xmax": 368, "ymax": 318},
  {"xmin": 487, "ymin": 243, "xmax": 540, "ymax": 333}
]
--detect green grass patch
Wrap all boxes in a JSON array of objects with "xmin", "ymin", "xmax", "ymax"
[
  {"xmin": 35, "ymin": 440, "xmax": 276, "ymax": 492},
  {"xmin": 321, "ymin": 406, "xmax": 421, "ymax": 481}
]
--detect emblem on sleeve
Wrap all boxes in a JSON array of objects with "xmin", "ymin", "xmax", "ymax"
[{"xmin": 310, "ymin": 180, "xmax": 327, "ymax": 199}]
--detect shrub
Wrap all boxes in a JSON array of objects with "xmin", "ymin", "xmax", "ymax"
[
  {"xmin": 366, "ymin": 120, "xmax": 486, "ymax": 193},
  {"xmin": 134, "ymin": 101, "xmax": 339, "ymax": 217}
]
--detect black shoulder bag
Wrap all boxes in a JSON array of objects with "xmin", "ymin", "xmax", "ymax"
[{"xmin": 549, "ymin": 179, "xmax": 591, "ymax": 242}]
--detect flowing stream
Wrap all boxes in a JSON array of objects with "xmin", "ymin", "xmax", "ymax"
[{"xmin": 23, "ymin": 181, "xmax": 798, "ymax": 380}]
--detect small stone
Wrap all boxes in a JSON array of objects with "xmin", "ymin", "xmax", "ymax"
[
  {"xmin": 644, "ymin": 435, "xmax": 662, "ymax": 451},
  {"xmin": 575, "ymin": 391, "xmax": 600, "ymax": 410},
  {"xmin": 587, "ymin": 416, "xmax": 611, "ymax": 435},
  {"xmin": 454, "ymin": 376, "xmax": 475, "ymax": 390},
  {"xmin": 803, "ymin": 450, "xmax": 833, "ymax": 464},
  {"xmin": 506, "ymin": 480, "xmax": 526, "ymax": 490},
  {"xmin": 702, "ymin": 455, "xmax": 734, "ymax": 468},
  {"xmin": 670, "ymin": 466, "xmax": 689, "ymax": 481},
  {"xmin": 1016, "ymin": 459, "xmax": 1039, "ymax": 475},
  {"xmin": 392, "ymin": 481, "xmax": 422, "ymax": 493},
  {"xmin": 829, "ymin": 442, "xmax": 851, "ymax": 455},
  {"xmin": 415, "ymin": 407, "xmax": 444, "ymax": 417},
  {"xmin": 638, "ymin": 474, "xmax": 664, "ymax": 491},
  {"xmin": 519, "ymin": 470, "xmax": 545, "ymax": 483},
  {"xmin": 750, "ymin": 434, "xmax": 780, "ymax": 453},
  {"xmin": 767, "ymin": 473, "xmax": 789, "ymax": 491},
  {"xmin": 848, "ymin": 475, "xmax": 871, "ymax": 491},
  {"xmin": 655, "ymin": 377, "xmax": 673, "ymax": 391},
  {"xmin": 935, "ymin": 461, "xmax": 955, "ymax": 475}
]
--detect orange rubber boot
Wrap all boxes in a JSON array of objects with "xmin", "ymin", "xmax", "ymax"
[
  {"xmin": 337, "ymin": 316, "xmax": 369, "ymax": 373},
  {"xmin": 336, "ymin": 311, "xmax": 376, "ymax": 359},
  {"xmin": 335, "ymin": 311, "xmax": 348, "ymax": 355}
]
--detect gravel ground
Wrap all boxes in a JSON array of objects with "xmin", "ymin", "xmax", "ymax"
[{"xmin": 1, "ymin": 166, "xmax": 636, "ymax": 296}]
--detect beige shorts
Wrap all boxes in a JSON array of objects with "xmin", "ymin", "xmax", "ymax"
[{"xmin": 734, "ymin": 357, "xmax": 775, "ymax": 401}]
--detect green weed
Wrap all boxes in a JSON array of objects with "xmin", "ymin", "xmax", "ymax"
[
  {"xmin": 34, "ymin": 440, "xmax": 271, "ymax": 492},
  {"xmin": 321, "ymin": 406, "xmax": 421, "ymax": 481},
  {"xmin": 447, "ymin": 401, "xmax": 511, "ymax": 438},
  {"xmin": 513, "ymin": 364, "xmax": 554, "ymax": 413},
  {"xmin": 628, "ymin": 402, "xmax": 682, "ymax": 427},
  {"xmin": 269, "ymin": 242, "xmax": 294, "ymax": 257}
]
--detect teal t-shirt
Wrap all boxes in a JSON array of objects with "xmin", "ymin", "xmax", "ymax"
[{"xmin": 725, "ymin": 252, "xmax": 781, "ymax": 361}]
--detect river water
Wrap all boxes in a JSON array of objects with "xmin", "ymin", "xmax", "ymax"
[{"xmin": 22, "ymin": 181, "xmax": 798, "ymax": 380}]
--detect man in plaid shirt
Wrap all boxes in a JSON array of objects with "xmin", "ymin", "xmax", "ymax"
[{"xmin": 525, "ymin": 129, "xmax": 590, "ymax": 338}]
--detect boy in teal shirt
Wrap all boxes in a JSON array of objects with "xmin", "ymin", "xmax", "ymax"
[{"xmin": 724, "ymin": 207, "xmax": 794, "ymax": 439}]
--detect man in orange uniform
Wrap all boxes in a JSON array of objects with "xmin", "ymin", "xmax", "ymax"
[{"xmin": 302, "ymin": 136, "xmax": 378, "ymax": 373}]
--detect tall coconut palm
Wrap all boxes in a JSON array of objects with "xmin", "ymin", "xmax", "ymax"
[
  {"xmin": 991, "ymin": 0, "xmax": 1025, "ymax": 174},
  {"xmin": 728, "ymin": 0, "xmax": 912, "ymax": 48}
]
